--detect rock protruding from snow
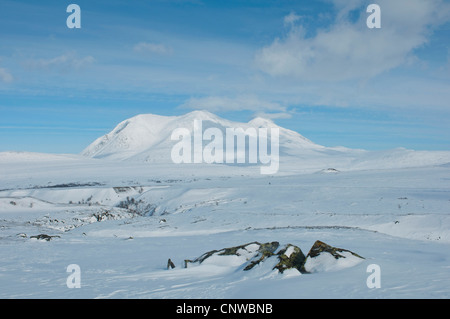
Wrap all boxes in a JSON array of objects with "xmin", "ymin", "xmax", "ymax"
[
  {"xmin": 243, "ymin": 241, "xmax": 281, "ymax": 271},
  {"xmin": 184, "ymin": 241, "xmax": 307, "ymax": 274},
  {"xmin": 30, "ymin": 234, "xmax": 61, "ymax": 241},
  {"xmin": 167, "ymin": 258, "xmax": 176, "ymax": 269},
  {"xmin": 273, "ymin": 244, "xmax": 306, "ymax": 274},
  {"xmin": 302, "ymin": 240, "xmax": 364, "ymax": 273},
  {"xmin": 183, "ymin": 240, "xmax": 363, "ymax": 276},
  {"xmin": 184, "ymin": 241, "xmax": 280, "ymax": 270}
]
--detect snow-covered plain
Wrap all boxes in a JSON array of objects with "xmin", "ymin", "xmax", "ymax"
[{"xmin": 1, "ymin": 111, "xmax": 449, "ymax": 299}]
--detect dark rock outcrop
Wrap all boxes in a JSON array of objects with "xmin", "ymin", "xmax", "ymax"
[
  {"xmin": 184, "ymin": 241, "xmax": 280, "ymax": 269},
  {"xmin": 306, "ymin": 240, "xmax": 363, "ymax": 259},
  {"xmin": 242, "ymin": 241, "xmax": 280, "ymax": 271},
  {"xmin": 184, "ymin": 241, "xmax": 307, "ymax": 274},
  {"xmin": 274, "ymin": 244, "xmax": 306, "ymax": 274},
  {"xmin": 301, "ymin": 240, "xmax": 364, "ymax": 273},
  {"xmin": 30, "ymin": 234, "xmax": 60, "ymax": 241},
  {"xmin": 167, "ymin": 258, "xmax": 176, "ymax": 269},
  {"xmin": 182, "ymin": 240, "xmax": 363, "ymax": 275}
]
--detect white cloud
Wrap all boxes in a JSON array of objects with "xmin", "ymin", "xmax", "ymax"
[
  {"xmin": 0, "ymin": 67, "xmax": 13, "ymax": 83},
  {"xmin": 255, "ymin": 0, "xmax": 450, "ymax": 81},
  {"xmin": 24, "ymin": 53, "xmax": 94, "ymax": 72},
  {"xmin": 284, "ymin": 11, "xmax": 301, "ymax": 26},
  {"xmin": 133, "ymin": 42, "xmax": 173, "ymax": 55},
  {"xmin": 180, "ymin": 95, "xmax": 287, "ymax": 115},
  {"xmin": 254, "ymin": 111, "xmax": 293, "ymax": 120}
]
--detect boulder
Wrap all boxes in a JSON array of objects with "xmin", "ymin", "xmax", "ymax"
[
  {"xmin": 301, "ymin": 240, "xmax": 364, "ymax": 273},
  {"xmin": 167, "ymin": 258, "xmax": 176, "ymax": 269},
  {"xmin": 184, "ymin": 241, "xmax": 307, "ymax": 274},
  {"xmin": 30, "ymin": 234, "xmax": 61, "ymax": 241},
  {"xmin": 273, "ymin": 244, "xmax": 306, "ymax": 274},
  {"xmin": 182, "ymin": 240, "xmax": 363, "ymax": 275},
  {"xmin": 184, "ymin": 241, "xmax": 279, "ymax": 269},
  {"xmin": 242, "ymin": 241, "xmax": 280, "ymax": 271}
]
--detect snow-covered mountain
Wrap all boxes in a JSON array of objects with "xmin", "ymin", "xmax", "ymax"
[
  {"xmin": 81, "ymin": 110, "xmax": 450, "ymax": 172},
  {"xmin": 81, "ymin": 110, "xmax": 322, "ymax": 163}
]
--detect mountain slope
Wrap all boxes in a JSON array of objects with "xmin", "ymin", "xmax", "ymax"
[
  {"xmin": 81, "ymin": 110, "xmax": 450, "ymax": 172},
  {"xmin": 81, "ymin": 110, "xmax": 322, "ymax": 163}
]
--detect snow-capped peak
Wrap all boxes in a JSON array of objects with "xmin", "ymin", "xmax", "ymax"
[
  {"xmin": 248, "ymin": 117, "xmax": 276, "ymax": 128},
  {"xmin": 81, "ymin": 110, "xmax": 321, "ymax": 162},
  {"xmin": 181, "ymin": 110, "xmax": 221, "ymax": 121}
]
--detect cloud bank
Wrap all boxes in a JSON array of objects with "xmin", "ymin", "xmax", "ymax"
[
  {"xmin": 255, "ymin": 0, "xmax": 450, "ymax": 81},
  {"xmin": 180, "ymin": 95, "xmax": 292, "ymax": 118}
]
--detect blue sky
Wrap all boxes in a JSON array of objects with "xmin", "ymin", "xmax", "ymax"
[{"xmin": 1, "ymin": 0, "xmax": 449, "ymax": 153}]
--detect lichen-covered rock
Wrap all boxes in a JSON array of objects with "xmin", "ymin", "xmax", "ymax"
[
  {"xmin": 184, "ymin": 241, "xmax": 280, "ymax": 270},
  {"xmin": 273, "ymin": 244, "xmax": 306, "ymax": 274},
  {"xmin": 183, "ymin": 240, "xmax": 363, "ymax": 275},
  {"xmin": 184, "ymin": 241, "xmax": 308, "ymax": 274},
  {"xmin": 243, "ymin": 241, "xmax": 280, "ymax": 271},
  {"xmin": 306, "ymin": 240, "xmax": 363, "ymax": 259},
  {"xmin": 301, "ymin": 240, "xmax": 364, "ymax": 273}
]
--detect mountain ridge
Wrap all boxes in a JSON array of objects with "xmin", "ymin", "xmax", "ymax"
[
  {"xmin": 79, "ymin": 110, "xmax": 450, "ymax": 172},
  {"xmin": 81, "ymin": 110, "xmax": 319, "ymax": 162}
]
